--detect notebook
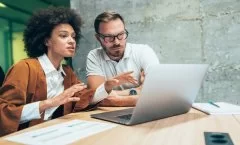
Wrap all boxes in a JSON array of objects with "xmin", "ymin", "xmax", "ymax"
[
  {"xmin": 91, "ymin": 64, "xmax": 208, "ymax": 125},
  {"xmin": 192, "ymin": 102, "xmax": 240, "ymax": 115}
]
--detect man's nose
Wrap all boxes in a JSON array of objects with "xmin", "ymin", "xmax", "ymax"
[{"xmin": 113, "ymin": 36, "xmax": 120, "ymax": 44}]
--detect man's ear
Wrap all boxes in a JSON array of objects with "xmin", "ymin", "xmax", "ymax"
[{"xmin": 95, "ymin": 34, "xmax": 101, "ymax": 42}]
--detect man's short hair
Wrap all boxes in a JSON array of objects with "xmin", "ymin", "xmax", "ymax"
[{"xmin": 94, "ymin": 11, "xmax": 125, "ymax": 33}]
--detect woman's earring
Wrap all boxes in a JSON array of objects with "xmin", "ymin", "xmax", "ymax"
[{"xmin": 45, "ymin": 40, "xmax": 48, "ymax": 46}]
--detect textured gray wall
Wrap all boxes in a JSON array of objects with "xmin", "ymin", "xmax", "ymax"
[{"xmin": 70, "ymin": 0, "xmax": 240, "ymax": 104}]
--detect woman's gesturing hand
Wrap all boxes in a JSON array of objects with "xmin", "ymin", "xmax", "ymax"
[{"xmin": 40, "ymin": 83, "xmax": 87, "ymax": 112}]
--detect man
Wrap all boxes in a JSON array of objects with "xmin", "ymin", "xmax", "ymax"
[{"xmin": 87, "ymin": 11, "xmax": 159, "ymax": 107}]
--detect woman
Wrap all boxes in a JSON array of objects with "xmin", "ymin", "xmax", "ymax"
[{"xmin": 0, "ymin": 7, "xmax": 137, "ymax": 136}]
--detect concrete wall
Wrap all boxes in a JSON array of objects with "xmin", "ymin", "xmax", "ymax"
[{"xmin": 70, "ymin": 0, "xmax": 240, "ymax": 104}]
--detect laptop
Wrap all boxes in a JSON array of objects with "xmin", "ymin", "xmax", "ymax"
[{"xmin": 91, "ymin": 64, "xmax": 208, "ymax": 125}]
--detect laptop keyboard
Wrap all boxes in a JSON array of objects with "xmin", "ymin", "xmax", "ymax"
[{"xmin": 117, "ymin": 114, "xmax": 132, "ymax": 120}]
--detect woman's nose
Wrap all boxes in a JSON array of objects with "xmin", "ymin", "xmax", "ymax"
[{"xmin": 68, "ymin": 37, "xmax": 75, "ymax": 44}]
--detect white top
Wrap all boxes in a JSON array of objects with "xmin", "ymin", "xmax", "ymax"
[
  {"xmin": 20, "ymin": 54, "xmax": 108, "ymax": 123},
  {"xmin": 86, "ymin": 43, "xmax": 160, "ymax": 90},
  {"xmin": 20, "ymin": 54, "xmax": 66, "ymax": 123}
]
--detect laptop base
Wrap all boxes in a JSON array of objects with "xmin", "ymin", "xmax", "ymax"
[{"xmin": 91, "ymin": 108, "xmax": 134, "ymax": 125}]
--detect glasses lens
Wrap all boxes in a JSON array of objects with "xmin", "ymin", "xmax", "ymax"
[
  {"xmin": 99, "ymin": 30, "xmax": 128, "ymax": 42},
  {"xmin": 104, "ymin": 36, "xmax": 114, "ymax": 42},
  {"xmin": 117, "ymin": 32, "xmax": 127, "ymax": 40}
]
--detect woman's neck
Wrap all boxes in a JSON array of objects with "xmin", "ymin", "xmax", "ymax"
[{"xmin": 46, "ymin": 53, "xmax": 62, "ymax": 70}]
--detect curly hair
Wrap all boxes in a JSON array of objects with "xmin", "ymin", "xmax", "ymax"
[{"xmin": 23, "ymin": 7, "xmax": 82, "ymax": 58}]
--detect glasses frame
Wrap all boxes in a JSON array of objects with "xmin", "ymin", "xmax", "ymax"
[{"xmin": 97, "ymin": 29, "xmax": 129, "ymax": 43}]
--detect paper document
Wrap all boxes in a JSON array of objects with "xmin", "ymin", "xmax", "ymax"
[
  {"xmin": 192, "ymin": 102, "xmax": 240, "ymax": 115},
  {"xmin": 5, "ymin": 119, "xmax": 117, "ymax": 145}
]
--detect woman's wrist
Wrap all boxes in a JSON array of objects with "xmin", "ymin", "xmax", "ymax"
[
  {"xmin": 39, "ymin": 99, "xmax": 53, "ymax": 113},
  {"xmin": 104, "ymin": 81, "xmax": 113, "ymax": 93}
]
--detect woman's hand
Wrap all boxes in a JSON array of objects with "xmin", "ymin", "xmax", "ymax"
[
  {"xmin": 73, "ymin": 89, "xmax": 95, "ymax": 111},
  {"xmin": 104, "ymin": 71, "xmax": 138, "ymax": 93},
  {"xmin": 39, "ymin": 83, "xmax": 87, "ymax": 113}
]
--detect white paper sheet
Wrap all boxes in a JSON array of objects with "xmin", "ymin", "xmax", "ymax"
[
  {"xmin": 193, "ymin": 102, "xmax": 240, "ymax": 115},
  {"xmin": 5, "ymin": 119, "xmax": 117, "ymax": 145}
]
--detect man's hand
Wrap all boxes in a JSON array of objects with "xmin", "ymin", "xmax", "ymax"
[
  {"xmin": 140, "ymin": 69, "xmax": 145, "ymax": 85},
  {"xmin": 104, "ymin": 71, "xmax": 138, "ymax": 93},
  {"xmin": 39, "ymin": 83, "xmax": 87, "ymax": 113},
  {"xmin": 100, "ymin": 71, "xmax": 141, "ymax": 107}
]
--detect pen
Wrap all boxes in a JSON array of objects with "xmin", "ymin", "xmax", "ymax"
[{"xmin": 208, "ymin": 101, "xmax": 220, "ymax": 108}]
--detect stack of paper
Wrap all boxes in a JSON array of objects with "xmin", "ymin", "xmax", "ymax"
[{"xmin": 192, "ymin": 102, "xmax": 240, "ymax": 115}]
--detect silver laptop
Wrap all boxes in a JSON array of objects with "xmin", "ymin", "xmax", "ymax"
[{"xmin": 91, "ymin": 64, "xmax": 208, "ymax": 125}]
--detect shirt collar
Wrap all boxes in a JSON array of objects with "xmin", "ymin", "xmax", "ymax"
[
  {"xmin": 102, "ymin": 43, "xmax": 131, "ymax": 61},
  {"xmin": 38, "ymin": 54, "xmax": 66, "ymax": 76},
  {"xmin": 59, "ymin": 64, "xmax": 66, "ymax": 76}
]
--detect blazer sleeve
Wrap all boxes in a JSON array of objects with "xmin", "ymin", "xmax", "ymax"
[{"xmin": 0, "ymin": 61, "xmax": 30, "ymax": 136}]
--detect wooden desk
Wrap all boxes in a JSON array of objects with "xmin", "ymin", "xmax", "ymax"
[
  {"xmin": 234, "ymin": 115, "xmax": 240, "ymax": 122},
  {"xmin": 1, "ymin": 108, "xmax": 240, "ymax": 145}
]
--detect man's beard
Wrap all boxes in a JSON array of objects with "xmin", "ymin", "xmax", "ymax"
[
  {"xmin": 110, "ymin": 43, "xmax": 121, "ymax": 49},
  {"xmin": 102, "ymin": 43, "xmax": 125, "ymax": 61}
]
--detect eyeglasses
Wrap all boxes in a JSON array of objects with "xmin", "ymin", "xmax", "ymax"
[{"xmin": 97, "ymin": 30, "xmax": 129, "ymax": 43}]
